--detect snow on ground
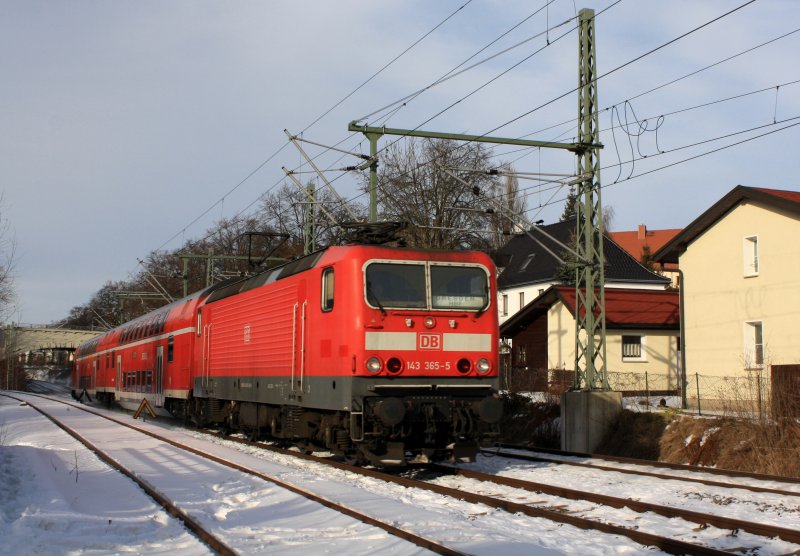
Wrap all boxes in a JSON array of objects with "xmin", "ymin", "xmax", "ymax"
[
  {"xmin": 3, "ymin": 391, "xmax": 798, "ymax": 555},
  {"xmin": 0, "ymin": 397, "xmax": 208, "ymax": 555}
]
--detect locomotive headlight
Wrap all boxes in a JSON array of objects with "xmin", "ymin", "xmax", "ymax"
[
  {"xmin": 386, "ymin": 357, "xmax": 403, "ymax": 374},
  {"xmin": 476, "ymin": 358, "xmax": 491, "ymax": 374},
  {"xmin": 424, "ymin": 316, "xmax": 436, "ymax": 329},
  {"xmin": 366, "ymin": 356, "xmax": 382, "ymax": 374}
]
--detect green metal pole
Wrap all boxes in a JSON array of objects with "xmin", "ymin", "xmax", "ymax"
[
  {"xmin": 304, "ymin": 180, "xmax": 316, "ymax": 254},
  {"xmin": 206, "ymin": 248, "xmax": 214, "ymax": 288},
  {"xmin": 367, "ymin": 132, "xmax": 380, "ymax": 223},
  {"xmin": 573, "ymin": 8, "xmax": 608, "ymax": 391},
  {"xmin": 182, "ymin": 258, "xmax": 189, "ymax": 298},
  {"xmin": 696, "ymin": 372, "xmax": 702, "ymax": 416}
]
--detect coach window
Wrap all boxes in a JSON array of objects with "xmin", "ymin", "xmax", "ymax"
[
  {"xmin": 167, "ymin": 335, "xmax": 174, "ymax": 362},
  {"xmin": 321, "ymin": 267, "xmax": 334, "ymax": 312}
]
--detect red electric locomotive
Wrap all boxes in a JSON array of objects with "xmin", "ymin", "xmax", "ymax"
[{"xmin": 73, "ymin": 243, "xmax": 502, "ymax": 464}]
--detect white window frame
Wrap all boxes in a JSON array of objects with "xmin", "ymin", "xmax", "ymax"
[
  {"xmin": 501, "ymin": 294, "xmax": 508, "ymax": 317},
  {"xmin": 743, "ymin": 235, "xmax": 759, "ymax": 277},
  {"xmin": 621, "ymin": 334, "xmax": 646, "ymax": 362},
  {"xmin": 743, "ymin": 320, "xmax": 764, "ymax": 369},
  {"xmin": 321, "ymin": 267, "xmax": 335, "ymax": 312}
]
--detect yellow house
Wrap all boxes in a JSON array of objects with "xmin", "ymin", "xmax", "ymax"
[{"xmin": 654, "ymin": 186, "xmax": 800, "ymax": 411}]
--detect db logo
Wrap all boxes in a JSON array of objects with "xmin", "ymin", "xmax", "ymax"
[{"xmin": 419, "ymin": 333, "xmax": 442, "ymax": 350}]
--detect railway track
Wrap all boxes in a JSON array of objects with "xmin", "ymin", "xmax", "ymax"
[
  {"xmin": 482, "ymin": 444, "xmax": 800, "ymax": 496},
  {"xmin": 1, "ymin": 392, "xmax": 464, "ymax": 556},
  {"xmin": 9, "ymin": 392, "xmax": 800, "ymax": 555},
  {"xmin": 427, "ymin": 463, "xmax": 800, "ymax": 546}
]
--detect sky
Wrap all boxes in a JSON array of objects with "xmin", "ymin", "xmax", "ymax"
[
  {"xmin": 4, "ymin": 391, "xmax": 800, "ymax": 554},
  {"xmin": 2, "ymin": 0, "xmax": 799, "ymax": 324}
]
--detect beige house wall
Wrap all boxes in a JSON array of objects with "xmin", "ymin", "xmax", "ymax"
[
  {"xmin": 681, "ymin": 201, "xmax": 800, "ymax": 378},
  {"xmin": 545, "ymin": 302, "xmax": 679, "ymax": 387}
]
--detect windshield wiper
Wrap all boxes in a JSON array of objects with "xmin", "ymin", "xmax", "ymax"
[{"xmin": 366, "ymin": 281, "xmax": 387, "ymax": 316}]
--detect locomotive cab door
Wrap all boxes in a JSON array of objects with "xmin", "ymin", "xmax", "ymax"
[
  {"xmin": 291, "ymin": 299, "xmax": 308, "ymax": 396},
  {"xmin": 154, "ymin": 346, "xmax": 164, "ymax": 407}
]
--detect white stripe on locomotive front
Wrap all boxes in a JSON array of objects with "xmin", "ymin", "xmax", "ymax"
[{"xmin": 365, "ymin": 331, "xmax": 492, "ymax": 352}]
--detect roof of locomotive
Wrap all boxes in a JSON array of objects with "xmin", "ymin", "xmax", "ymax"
[
  {"xmin": 203, "ymin": 243, "xmax": 495, "ymax": 306},
  {"xmin": 77, "ymin": 243, "xmax": 495, "ymax": 353}
]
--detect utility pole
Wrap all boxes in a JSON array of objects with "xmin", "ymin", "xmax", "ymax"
[
  {"xmin": 560, "ymin": 8, "xmax": 620, "ymax": 454},
  {"xmin": 304, "ymin": 181, "xmax": 316, "ymax": 255},
  {"xmin": 350, "ymin": 8, "xmax": 619, "ymax": 452},
  {"xmin": 573, "ymin": 8, "xmax": 609, "ymax": 391}
]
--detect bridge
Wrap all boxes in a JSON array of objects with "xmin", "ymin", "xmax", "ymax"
[{"xmin": 0, "ymin": 324, "xmax": 103, "ymax": 360}]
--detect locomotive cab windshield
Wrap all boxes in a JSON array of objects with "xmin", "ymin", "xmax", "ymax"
[{"xmin": 365, "ymin": 261, "xmax": 489, "ymax": 311}]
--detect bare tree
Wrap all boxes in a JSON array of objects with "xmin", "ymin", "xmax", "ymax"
[
  {"xmin": 258, "ymin": 183, "xmax": 367, "ymax": 251},
  {"xmin": 0, "ymin": 196, "xmax": 16, "ymax": 321},
  {"xmin": 483, "ymin": 171, "xmax": 527, "ymax": 251},
  {"xmin": 369, "ymin": 138, "xmax": 504, "ymax": 250},
  {"xmin": 58, "ymin": 178, "xmax": 371, "ymax": 325}
]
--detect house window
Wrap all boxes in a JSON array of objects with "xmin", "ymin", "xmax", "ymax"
[
  {"xmin": 622, "ymin": 335, "xmax": 643, "ymax": 360},
  {"xmin": 519, "ymin": 292, "xmax": 525, "ymax": 310},
  {"xmin": 744, "ymin": 321, "xmax": 764, "ymax": 368},
  {"xmin": 501, "ymin": 294, "xmax": 508, "ymax": 317},
  {"xmin": 743, "ymin": 236, "xmax": 759, "ymax": 277},
  {"xmin": 515, "ymin": 344, "xmax": 527, "ymax": 366}
]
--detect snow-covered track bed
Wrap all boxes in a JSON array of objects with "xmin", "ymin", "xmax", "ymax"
[
  {"xmin": 8, "ymin": 393, "xmax": 799, "ymax": 555},
  {"xmin": 426, "ymin": 463, "xmax": 800, "ymax": 554},
  {"xmin": 450, "ymin": 447, "xmax": 800, "ymax": 555},
  {"xmin": 3, "ymin": 392, "xmax": 235, "ymax": 555},
  {"xmin": 485, "ymin": 444, "xmax": 800, "ymax": 496},
  {"xmin": 166, "ymin": 425, "xmax": 778, "ymax": 554},
  {"xmin": 1, "ymin": 393, "xmax": 459, "ymax": 555}
]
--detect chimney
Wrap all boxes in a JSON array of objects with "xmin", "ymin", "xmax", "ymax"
[{"xmin": 637, "ymin": 224, "xmax": 647, "ymax": 241}]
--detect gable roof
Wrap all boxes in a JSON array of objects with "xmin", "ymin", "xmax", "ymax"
[
  {"xmin": 500, "ymin": 286, "xmax": 679, "ymax": 337},
  {"xmin": 496, "ymin": 219, "xmax": 669, "ymax": 289},
  {"xmin": 654, "ymin": 185, "xmax": 800, "ymax": 264},
  {"xmin": 608, "ymin": 225, "xmax": 681, "ymax": 262}
]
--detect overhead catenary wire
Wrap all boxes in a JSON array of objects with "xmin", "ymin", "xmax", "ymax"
[
  {"xmin": 141, "ymin": 1, "xmax": 476, "ymax": 265},
  {"xmin": 444, "ymin": 110, "xmax": 800, "ymax": 227},
  {"xmin": 476, "ymin": 0, "xmax": 758, "ymax": 142},
  {"xmin": 150, "ymin": 0, "xmax": 579, "ymax": 257},
  {"xmin": 493, "ymin": 24, "xmax": 800, "ymax": 159},
  {"xmin": 340, "ymin": 0, "xmax": 749, "ymax": 216},
  {"xmin": 299, "ymin": 0, "xmax": 475, "ymax": 135},
  {"xmin": 355, "ymin": 0, "xmax": 568, "ymax": 124},
  {"xmin": 139, "ymin": 0, "xmax": 784, "ymax": 292},
  {"xmin": 504, "ymin": 116, "xmax": 800, "ymax": 224}
]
